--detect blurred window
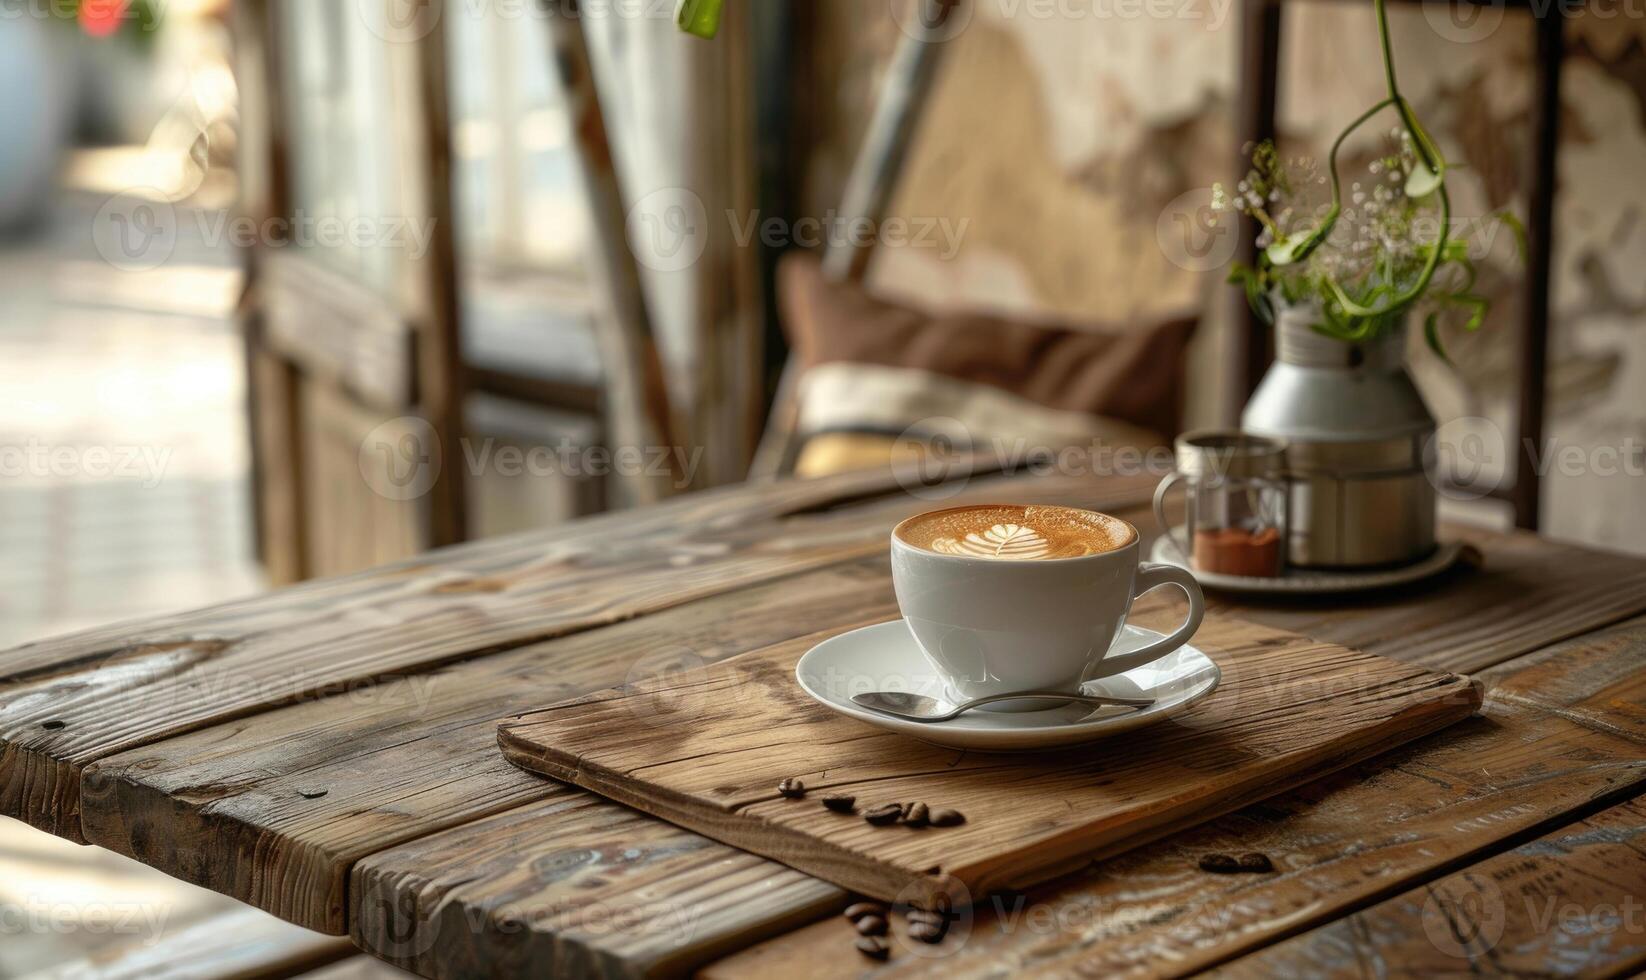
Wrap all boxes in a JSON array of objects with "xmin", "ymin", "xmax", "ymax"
[
  {"xmin": 278, "ymin": 0, "xmax": 400, "ymax": 292},
  {"xmin": 448, "ymin": 7, "xmax": 586, "ymax": 276}
]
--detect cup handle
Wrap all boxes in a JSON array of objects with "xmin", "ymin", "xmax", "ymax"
[
  {"xmin": 1152, "ymin": 474, "xmax": 1192, "ymax": 560},
  {"xmin": 1086, "ymin": 563, "xmax": 1206, "ymax": 681}
]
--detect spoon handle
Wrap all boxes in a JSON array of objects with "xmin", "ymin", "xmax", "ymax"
[{"xmin": 953, "ymin": 691, "xmax": 1155, "ymax": 715}]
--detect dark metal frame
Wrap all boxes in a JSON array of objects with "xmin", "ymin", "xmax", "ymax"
[{"xmin": 1235, "ymin": 0, "xmax": 1566, "ymax": 530}]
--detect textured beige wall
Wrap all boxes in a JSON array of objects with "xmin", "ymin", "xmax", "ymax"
[{"xmin": 801, "ymin": 1, "xmax": 1646, "ymax": 555}]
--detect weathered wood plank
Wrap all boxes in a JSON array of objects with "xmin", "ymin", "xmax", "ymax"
[
  {"xmin": 76, "ymin": 497, "xmax": 1646, "ymax": 975},
  {"xmin": 8, "ymin": 461, "xmax": 1094, "ymax": 839},
  {"xmin": 1227, "ymin": 528, "xmax": 1646, "ymax": 675},
  {"xmin": 700, "ymin": 624, "xmax": 1646, "ymax": 978},
  {"xmin": 352, "ymin": 793, "xmax": 840, "ymax": 980},
  {"xmin": 261, "ymin": 250, "xmax": 414, "ymax": 413},
  {"xmin": 80, "ymin": 559, "xmax": 897, "ymax": 933},
  {"xmin": 1209, "ymin": 796, "xmax": 1646, "ymax": 979},
  {"xmin": 0, "ymin": 461, "xmax": 1009, "ymax": 687},
  {"xmin": 1477, "ymin": 612, "xmax": 1646, "ymax": 744},
  {"xmin": 501, "ymin": 617, "xmax": 1481, "ymax": 908},
  {"xmin": 19, "ymin": 471, "xmax": 1646, "ymax": 979}
]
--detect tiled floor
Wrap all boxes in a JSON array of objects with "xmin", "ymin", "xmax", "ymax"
[
  {"xmin": 0, "ymin": 196, "xmax": 260, "ymax": 646},
  {"xmin": 0, "ymin": 192, "xmax": 344, "ymax": 978}
]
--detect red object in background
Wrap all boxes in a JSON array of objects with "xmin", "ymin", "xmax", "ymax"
[{"xmin": 79, "ymin": 0, "xmax": 130, "ymax": 37}]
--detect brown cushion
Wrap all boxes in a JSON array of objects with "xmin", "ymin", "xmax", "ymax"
[{"xmin": 779, "ymin": 253, "xmax": 1197, "ymax": 437}]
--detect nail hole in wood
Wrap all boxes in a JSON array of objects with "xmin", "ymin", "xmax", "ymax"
[{"xmin": 41, "ymin": 720, "xmax": 66, "ymax": 731}]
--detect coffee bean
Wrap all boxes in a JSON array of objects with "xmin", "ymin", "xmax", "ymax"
[
  {"xmin": 929, "ymin": 807, "xmax": 966, "ymax": 827},
  {"xmin": 854, "ymin": 936, "xmax": 889, "ymax": 960},
  {"xmin": 777, "ymin": 777, "xmax": 805, "ymax": 798},
  {"xmin": 905, "ymin": 909, "xmax": 945, "ymax": 926},
  {"xmin": 915, "ymin": 893, "xmax": 954, "ymax": 916},
  {"xmin": 844, "ymin": 901, "xmax": 887, "ymax": 921},
  {"xmin": 1238, "ymin": 852, "xmax": 1274, "ymax": 873},
  {"xmin": 904, "ymin": 802, "xmax": 930, "ymax": 828},
  {"xmin": 854, "ymin": 915, "xmax": 888, "ymax": 937},
  {"xmin": 1198, "ymin": 853, "xmax": 1240, "ymax": 874},
  {"xmin": 863, "ymin": 803, "xmax": 903, "ymax": 826},
  {"xmin": 822, "ymin": 794, "xmax": 856, "ymax": 813},
  {"xmin": 909, "ymin": 921, "xmax": 946, "ymax": 944}
]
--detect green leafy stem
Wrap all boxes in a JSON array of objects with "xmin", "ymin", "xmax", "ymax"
[{"xmin": 1230, "ymin": 0, "xmax": 1521, "ymax": 358}]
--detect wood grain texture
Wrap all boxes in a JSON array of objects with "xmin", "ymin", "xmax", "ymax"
[
  {"xmin": 6, "ymin": 459, "xmax": 1094, "ymax": 839},
  {"xmin": 702, "ymin": 704, "xmax": 1646, "ymax": 979},
  {"xmin": 1227, "ymin": 526, "xmax": 1646, "ymax": 675},
  {"xmin": 1477, "ymin": 612, "xmax": 1646, "ymax": 745},
  {"xmin": 500, "ymin": 617, "xmax": 1481, "ymax": 907},
  {"xmin": 324, "ymin": 529, "xmax": 1643, "ymax": 979},
  {"xmin": 702, "ymin": 620, "xmax": 1646, "ymax": 978},
  {"xmin": 80, "ymin": 560, "xmax": 897, "ymax": 933},
  {"xmin": 11, "ymin": 470, "xmax": 1646, "ymax": 979},
  {"xmin": 1210, "ymin": 797, "xmax": 1646, "ymax": 979},
  {"xmin": 351, "ymin": 793, "xmax": 842, "ymax": 980}
]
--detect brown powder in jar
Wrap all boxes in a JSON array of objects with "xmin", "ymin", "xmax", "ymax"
[{"xmin": 1192, "ymin": 526, "xmax": 1282, "ymax": 577}]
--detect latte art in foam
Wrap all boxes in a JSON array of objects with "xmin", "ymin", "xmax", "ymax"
[
  {"xmin": 897, "ymin": 504, "xmax": 1135, "ymax": 561},
  {"xmin": 932, "ymin": 523, "xmax": 1053, "ymax": 559}
]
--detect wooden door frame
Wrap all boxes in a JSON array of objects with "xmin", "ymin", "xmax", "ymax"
[{"xmin": 232, "ymin": 0, "xmax": 470, "ymax": 581}]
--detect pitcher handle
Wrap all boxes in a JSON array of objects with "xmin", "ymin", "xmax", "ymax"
[{"xmin": 1152, "ymin": 474, "xmax": 1192, "ymax": 560}]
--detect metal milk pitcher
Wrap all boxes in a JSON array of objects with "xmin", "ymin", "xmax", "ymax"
[{"xmin": 1241, "ymin": 307, "xmax": 1438, "ymax": 569}]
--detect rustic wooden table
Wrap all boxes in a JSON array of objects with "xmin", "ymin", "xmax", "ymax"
[{"xmin": 3, "ymin": 467, "xmax": 1644, "ymax": 978}]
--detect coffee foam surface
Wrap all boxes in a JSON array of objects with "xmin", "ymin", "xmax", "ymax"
[{"xmin": 896, "ymin": 504, "xmax": 1135, "ymax": 560}]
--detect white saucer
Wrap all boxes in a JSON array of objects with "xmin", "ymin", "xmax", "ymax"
[
  {"xmin": 1150, "ymin": 532, "xmax": 1475, "ymax": 596},
  {"xmin": 794, "ymin": 620, "xmax": 1221, "ymax": 752}
]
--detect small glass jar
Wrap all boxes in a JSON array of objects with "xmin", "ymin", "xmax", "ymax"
[{"xmin": 1154, "ymin": 432, "xmax": 1289, "ymax": 578}]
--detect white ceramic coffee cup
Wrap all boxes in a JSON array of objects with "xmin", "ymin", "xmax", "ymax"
[{"xmin": 890, "ymin": 506, "xmax": 1205, "ymax": 710}]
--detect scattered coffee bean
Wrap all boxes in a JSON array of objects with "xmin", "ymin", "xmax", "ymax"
[
  {"xmin": 1238, "ymin": 852, "xmax": 1274, "ymax": 873},
  {"xmin": 854, "ymin": 936, "xmax": 889, "ymax": 960},
  {"xmin": 1198, "ymin": 853, "xmax": 1240, "ymax": 874},
  {"xmin": 904, "ymin": 802, "xmax": 930, "ymax": 828},
  {"xmin": 905, "ymin": 909, "xmax": 945, "ymax": 926},
  {"xmin": 843, "ymin": 901, "xmax": 887, "ymax": 921},
  {"xmin": 854, "ymin": 915, "xmax": 888, "ymax": 937},
  {"xmin": 864, "ymin": 803, "xmax": 903, "ymax": 826},
  {"xmin": 909, "ymin": 921, "xmax": 946, "ymax": 944},
  {"xmin": 777, "ymin": 777, "xmax": 805, "ymax": 798},
  {"xmin": 915, "ymin": 893, "xmax": 955, "ymax": 916},
  {"xmin": 822, "ymin": 794, "xmax": 856, "ymax": 813},
  {"xmin": 929, "ymin": 807, "xmax": 966, "ymax": 827}
]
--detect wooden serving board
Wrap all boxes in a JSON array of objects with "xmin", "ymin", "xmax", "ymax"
[{"xmin": 498, "ymin": 615, "xmax": 1482, "ymax": 907}]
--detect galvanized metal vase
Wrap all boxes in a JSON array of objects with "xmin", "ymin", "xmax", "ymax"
[{"xmin": 1241, "ymin": 307, "xmax": 1437, "ymax": 569}]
